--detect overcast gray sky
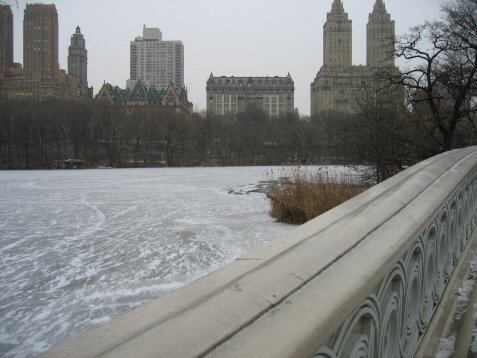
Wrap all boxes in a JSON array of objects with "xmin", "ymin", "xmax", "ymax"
[{"xmin": 10, "ymin": 0, "xmax": 443, "ymax": 115}]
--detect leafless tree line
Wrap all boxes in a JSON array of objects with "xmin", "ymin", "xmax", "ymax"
[
  {"xmin": 0, "ymin": 100, "xmax": 327, "ymax": 169},
  {"xmin": 1, "ymin": 96, "xmax": 415, "ymax": 172}
]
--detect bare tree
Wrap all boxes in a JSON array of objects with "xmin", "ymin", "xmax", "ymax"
[
  {"xmin": 160, "ymin": 111, "xmax": 189, "ymax": 166},
  {"xmin": 351, "ymin": 89, "xmax": 410, "ymax": 183},
  {"xmin": 236, "ymin": 105, "xmax": 268, "ymax": 165},
  {"xmin": 392, "ymin": 0, "xmax": 477, "ymax": 151}
]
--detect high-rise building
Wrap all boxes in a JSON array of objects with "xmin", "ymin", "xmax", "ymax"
[
  {"xmin": 367, "ymin": 0, "xmax": 395, "ymax": 67},
  {"xmin": 0, "ymin": 3, "xmax": 84, "ymax": 101},
  {"xmin": 206, "ymin": 74, "xmax": 295, "ymax": 117},
  {"xmin": 323, "ymin": 0, "xmax": 352, "ymax": 68},
  {"xmin": 127, "ymin": 26, "xmax": 184, "ymax": 91},
  {"xmin": 23, "ymin": 4, "xmax": 58, "ymax": 75},
  {"xmin": 68, "ymin": 26, "xmax": 91, "ymax": 97},
  {"xmin": 0, "ymin": 5, "xmax": 13, "ymax": 76},
  {"xmin": 311, "ymin": 0, "xmax": 397, "ymax": 118}
]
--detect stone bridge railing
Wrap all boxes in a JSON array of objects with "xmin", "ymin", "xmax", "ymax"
[{"xmin": 40, "ymin": 147, "xmax": 477, "ymax": 358}]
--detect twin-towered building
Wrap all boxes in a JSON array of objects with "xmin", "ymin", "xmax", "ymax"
[{"xmin": 310, "ymin": 0, "xmax": 397, "ymax": 118}]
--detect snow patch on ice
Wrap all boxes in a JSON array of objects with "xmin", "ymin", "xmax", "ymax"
[
  {"xmin": 435, "ymin": 251, "xmax": 477, "ymax": 357},
  {"xmin": 435, "ymin": 335, "xmax": 456, "ymax": 358}
]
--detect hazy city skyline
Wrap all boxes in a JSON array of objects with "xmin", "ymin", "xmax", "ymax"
[{"xmin": 8, "ymin": 0, "xmax": 443, "ymax": 114}]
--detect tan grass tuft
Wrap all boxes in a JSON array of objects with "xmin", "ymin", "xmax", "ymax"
[{"xmin": 265, "ymin": 167, "xmax": 365, "ymax": 224}]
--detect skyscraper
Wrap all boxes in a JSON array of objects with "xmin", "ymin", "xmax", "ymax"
[
  {"xmin": 68, "ymin": 26, "xmax": 90, "ymax": 96},
  {"xmin": 23, "ymin": 4, "xmax": 58, "ymax": 76},
  {"xmin": 127, "ymin": 26, "xmax": 184, "ymax": 91},
  {"xmin": 367, "ymin": 0, "xmax": 395, "ymax": 67},
  {"xmin": 323, "ymin": 0, "xmax": 352, "ymax": 68},
  {"xmin": 0, "ymin": 5, "xmax": 13, "ymax": 76}
]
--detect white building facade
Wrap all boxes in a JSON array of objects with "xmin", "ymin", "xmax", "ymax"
[
  {"xmin": 127, "ymin": 26, "xmax": 184, "ymax": 91},
  {"xmin": 206, "ymin": 74, "xmax": 295, "ymax": 118}
]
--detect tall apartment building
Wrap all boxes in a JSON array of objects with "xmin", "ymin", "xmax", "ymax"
[
  {"xmin": 1, "ymin": 4, "xmax": 84, "ymax": 101},
  {"xmin": 22, "ymin": 3, "xmax": 59, "ymax": 100},
  {"xmin": 367, "ymin": 0, "xmax": 395, "ymax": 68},
  {"xmin": 23, "ymin": 4, "xmax": 58, "ymax": 75},
  {"xmin": 0, "ymin": 5, "xmax": 13, "ymax": 77},
  {"xmin": 68, "ymin": 26, "xmax": 91, "ymax": 97},
  {"xmin": 127, "ymin": 26, "xmax": 184, "ymax": 91},
  {"xmin": 323, "ymin": 0, "xmax": 352, "ymax": 68},
  {"xmin": 206, "ymin": 74, "xmax": 295, "ymax": 117},
  {"xmin": 310, "ymin": 0, "xmax": 396, "ymax": 118}
]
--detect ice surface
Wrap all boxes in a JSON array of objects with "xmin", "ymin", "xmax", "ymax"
[{"xmin": 0, "ymin": 167, "xmax": 296, "ymax": 357}]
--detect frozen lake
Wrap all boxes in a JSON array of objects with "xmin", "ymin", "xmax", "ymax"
[{"xmin": 0, "ymin": 167, "xmax": 294, "ymax": 357}]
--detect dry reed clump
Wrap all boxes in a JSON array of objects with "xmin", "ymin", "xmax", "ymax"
[{"xmin": 265, "ymin": 167, "xmax": 366, "ymax": 225}]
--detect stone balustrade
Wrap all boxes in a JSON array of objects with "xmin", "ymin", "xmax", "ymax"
[{"xmin": 39, "ymin": 147, "xmax": 477, "ymax": 358}]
